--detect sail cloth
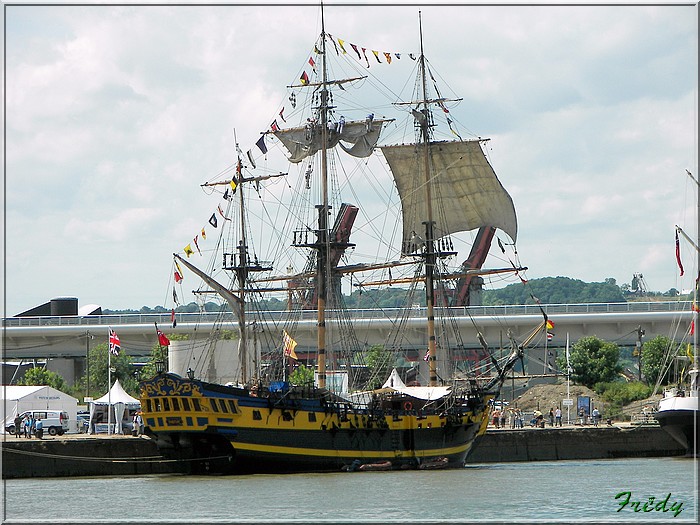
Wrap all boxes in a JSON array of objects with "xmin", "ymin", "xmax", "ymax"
[
  {"xmin": 273, "ymin": 119, "xmax": 388, "ymax": 164},
  {"xmin": 381, "ymin": 140, "xmax": 518, "ymax": 252}
]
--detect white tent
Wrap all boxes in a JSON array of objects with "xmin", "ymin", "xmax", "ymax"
[
  {"xmin": 381, "ymin": 368, "xmax": 452, "ymax": 401},
  {"xmin": 1, "ymin": 385, "xmax": 79, "ymax": 433},
  {"xmin": 88, "ymin": 379, "xmax": 140, "ymax": 434}
]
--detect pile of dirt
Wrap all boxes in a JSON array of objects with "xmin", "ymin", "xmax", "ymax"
[
  {"xmin": 502, "ymin": 380, "xmax": 662, "ymax": 420},
  {"xmin": 505, "ymin": 381, "xmax": 597, "ymax": 413}
]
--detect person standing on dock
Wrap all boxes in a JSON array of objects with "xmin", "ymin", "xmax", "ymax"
[
  {"xmin": 14, "ymin": 414, "xmax": 22, "ymax": 438},
  {"xmin": 555, "ymin": 407, "xmax": 562, "ymax": 426},
  {"xmin": 592, "ymin": 407, "xmax": 600, "ymax": 427},
  {"xmin": 23, "ymin": 415, "xmax": 31, "ymax": 438},
  {"xmin": 548, "ymin": 408, "xmax": 555, "ymax": 427}
]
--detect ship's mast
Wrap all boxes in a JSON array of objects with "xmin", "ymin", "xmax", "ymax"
[
  {"xmin": 416, "ymin": 12, "xmax": 439, "ymax": 387},
  {"xmin": 316, "ymin": 2, "xmax": 330, "ymax": 389}
]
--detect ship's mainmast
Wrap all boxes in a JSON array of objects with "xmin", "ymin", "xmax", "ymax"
[
  {"xmin": 416, "ymin": 12, "xmax": 440, "ymax": 388},
  {"xmin": 315, "ymin": 3, "xmax": 331, "ymax": 389}
]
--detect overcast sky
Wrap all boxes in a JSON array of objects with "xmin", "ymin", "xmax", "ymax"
[{"xmin": 3, "ymin": 2, "xmax": 698, "ymax": 317}]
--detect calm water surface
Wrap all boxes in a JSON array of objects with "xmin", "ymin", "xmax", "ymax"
[{"xmin": 2, "ymin": 457, "xmax": 697, "ymax": 523}]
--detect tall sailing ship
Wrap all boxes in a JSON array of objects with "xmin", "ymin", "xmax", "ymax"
[{"xmin": 139, "ymin": 7, "xmax": 546, "ymax": 474}]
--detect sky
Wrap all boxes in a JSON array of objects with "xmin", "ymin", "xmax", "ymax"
[{"xmin": 3, "ymin": 2, "xmax": 698, "ymax": 317}]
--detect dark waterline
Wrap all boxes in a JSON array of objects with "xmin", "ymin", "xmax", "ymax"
[{"xmin": 3, "ymin": 457, "xmax": 698, "ymax": 523}]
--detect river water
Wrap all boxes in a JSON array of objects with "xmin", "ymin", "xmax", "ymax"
[{"xmin": 2, "ymin": 457, "xmax": 697, "ymax": 523}]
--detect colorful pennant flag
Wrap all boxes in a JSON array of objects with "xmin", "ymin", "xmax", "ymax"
[
  {"xmin": 300, "ymin": 71, "xmax": 309, "ymax": 85},
  {"xmin": 201, "ymin": 227, "xmax": 206, "ymax": 240},
  {"xmin": 546, "ymin": 319, "xmax": 555, "ymax": 330},
  {"xmin": 256, "ymin": 135, "xmax": 268, "ymax": 154},
  {"xmin": 283, "ymin": 330, "xmax": 298, "ymax": 360},
  {"xmin": 209, "ymin": 213, "xmax": 218, "ymax": 228},
  {"xmin": 270, "ymin": 120, "xmax": 280, "ymax": 132},
  {"xmin": 246, "ymin": 150, "xmax": 256, "ymax": 169},
  {"xmin": 184, "ymin": 244, "xmax": 194, "ymax": 258}
]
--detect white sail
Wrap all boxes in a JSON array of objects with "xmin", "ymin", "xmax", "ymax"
[
  {"xmin": 381, "ymin": 139, "xmax": 518, "ymax": 252},
  {"xmin": 273, "ymin": 118, "xmax": 388, "ymax": 164}
]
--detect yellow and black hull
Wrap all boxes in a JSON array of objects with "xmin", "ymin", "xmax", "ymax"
[{"xmin": 140, "ymin": 373, "xmax": 493, "ymax": 474}]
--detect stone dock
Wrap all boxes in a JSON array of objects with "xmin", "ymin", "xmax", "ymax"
[{"xmin": 2, "ymin": 424, "xmax": 686, "ymax": 479}]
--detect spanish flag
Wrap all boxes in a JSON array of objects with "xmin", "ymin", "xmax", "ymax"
[{"xmin": 283, "ymin": 330, "xmax": 298, "ymax": 360}]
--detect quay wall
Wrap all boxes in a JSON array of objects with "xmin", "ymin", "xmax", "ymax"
[
  {"xmin": 467, "ymin": 425, "xmax": 686, "ymax": 463},
  {"xmin": 2, "ymin": 426, "xmax": 686, "ymax": 479}
]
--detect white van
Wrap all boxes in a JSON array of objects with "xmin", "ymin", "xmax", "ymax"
[{"xmin": 5, "ymin": 410, "xmax": 70, "ymax": 436}]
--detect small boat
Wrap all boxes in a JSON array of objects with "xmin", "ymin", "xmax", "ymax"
[
  {"xmin": 358, "ymin": 461, "xmax": 393, "ymax": 472},
  {"xmin": 418, "ymin": 457, "xmax": 449, "ymax": 470}
]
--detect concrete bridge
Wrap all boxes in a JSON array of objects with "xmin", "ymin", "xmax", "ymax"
[{"xmin": 3, "ymin": 301, "xmax": 692, "ymax": 385}]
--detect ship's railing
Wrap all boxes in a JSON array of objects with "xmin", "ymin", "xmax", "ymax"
[{"xmin": 2, "ymin": 301, "xmax": 692, "ymax": 328}]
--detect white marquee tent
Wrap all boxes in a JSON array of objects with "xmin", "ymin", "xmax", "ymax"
[
  {"xmin": 88, "ymin": 379, "xmax": 141, "ymax": 434},
  {"xmin": 1, "ymin": 385, "xmax": 79, "ymax": 433}
]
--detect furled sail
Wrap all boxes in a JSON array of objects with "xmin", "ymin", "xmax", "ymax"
[
  {"xmin": 273, "ymin": 118, "xmax": 388, "ymax": 164},
  {"xmin": 381, "ymin": 139, "xmax": 518, "ymax": 253}
]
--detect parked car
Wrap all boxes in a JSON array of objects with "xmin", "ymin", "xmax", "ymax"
[{"xmin": 76, "ymin": 414, "xmax": 90, "ymax": 433}]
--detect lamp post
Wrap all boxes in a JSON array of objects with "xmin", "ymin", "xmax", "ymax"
[
  {"xmin": 155, "ymin": 360, "xmax": 165, "ymax": 375},
  {"xmin": 85, "ymin": 330, "xmax": 93, "ymax": 399}
]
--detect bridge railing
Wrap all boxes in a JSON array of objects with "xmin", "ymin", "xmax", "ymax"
[{"xmin": 2, "ymin": 301, "xmax": 692, "ymax": 328}]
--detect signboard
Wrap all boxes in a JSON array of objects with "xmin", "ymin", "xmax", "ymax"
[{"xmin": 562, "ymin": 398, "xmax": 574, "ymax": 406}]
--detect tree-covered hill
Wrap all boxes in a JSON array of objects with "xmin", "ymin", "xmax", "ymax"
[
  {"xmin": 483, "ymin": 276, "xmax": 626, "ymax": 305},
  {"xmin": 104, "ymin": 276, "xmax": 657, "ymax": 314}
]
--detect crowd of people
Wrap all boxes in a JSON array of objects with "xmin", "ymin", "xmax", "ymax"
[{"xmin": 489, "ymin": 405, "xmax": 607, "ymax": 429}]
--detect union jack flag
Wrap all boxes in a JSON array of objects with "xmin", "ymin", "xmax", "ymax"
[{"xmin": 109, "ymin": 328, "xmax": 121, "ymax": 356}]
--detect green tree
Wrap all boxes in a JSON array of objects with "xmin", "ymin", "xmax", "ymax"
[
  {"xmin": 364, "ymin": 344, "xmax": 395, "ymax": 389},
  {"xmin": 641, "ymin": 335, "xmax": 674, "ymax": 386},
  {"xmin": 18, "ymin": 367, "xmax": 67, "ymax": 392},
  {"xmin": 75, "ymin": 342, "xmax": 137, "ymax": 398},
  {"xmin": 557, "ymin": 336, "xmax": 622, "ymax": 388},
  {"xmin": 289, "ymin": 364, "xmax": 314, "ymax": 386}
]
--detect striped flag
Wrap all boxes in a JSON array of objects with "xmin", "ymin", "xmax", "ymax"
[
  {"xmin": 109, "ymin": 328, "xmax": 121, "ymax": 356},
  {"xmin": 283, "ymin": 330, "xmax": 298, "ymax": 360}
]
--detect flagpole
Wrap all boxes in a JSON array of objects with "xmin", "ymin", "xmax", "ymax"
[
  {"xmin": 108, "ymin": 327, "xmax": 112, "ymax": 436},
  {"xmin": 566, "ymin": 332, "xmax": 571, "ymax": 425}
]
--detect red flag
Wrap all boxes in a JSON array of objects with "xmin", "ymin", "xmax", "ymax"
[
  {"xmin": 174, "ymin": 270, "xmax": 183, "ymax": 283},
  {"xmin": 171, "ymin": 309, "xmax": 177, "ymax": 328},
  {"xmin": 676, "ymin": 229, "xmax": 684, "ymax": 276},
  {"xmin": 157, "ymin": 329, "xmax": 170, "ymax": 346},
  {"xmin": 690, "ymin": 320, "xmax": 695, "ymax": 336}
]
